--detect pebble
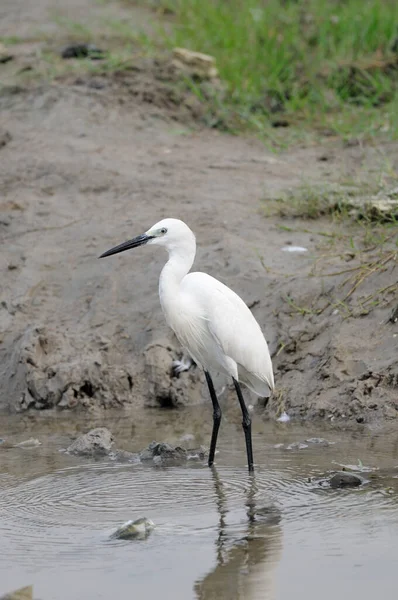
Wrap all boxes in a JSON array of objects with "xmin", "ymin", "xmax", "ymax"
[
  {"xmin": 111, "ymin": 517, "xmax": 155, "ymax": 540},
  {"xmin": 61, "ymin": 43, "xmax": 106, "ymax": 60},
  {"xmin": 329, "ymin": 471, "xmax": 364, "ymax": 488}
]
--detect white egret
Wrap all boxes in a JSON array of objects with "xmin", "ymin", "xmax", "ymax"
[{"xmin": 99, "ymin": 218, "xmax": 274, "ymax": 472}]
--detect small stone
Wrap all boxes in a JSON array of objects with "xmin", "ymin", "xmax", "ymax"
[
  {"xmin": 139, "ymin": 441, "xmax": 187, "ymax": 463},
  {"xmin": 111, "ymin": 517, "xmax": 154, "ymax": 540},
  {"xmin": 172, "ymin": 47, "xmax": 218, "ymax": 80},
  {"xmin": 61, "ymin": 44, "xmax": 106, "ymax": 60},
  {"xmin": 67, "ymin": 427, "xmax": 113, "ymax": 456},
  {"xmin": 329, "ymin": 471, "xmax": 364, "ymax": 488}
]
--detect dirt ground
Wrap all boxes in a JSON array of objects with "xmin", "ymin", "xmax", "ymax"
[{"xmin": 0, "ymin": 0, "xmax": 397, "ymax": 423}]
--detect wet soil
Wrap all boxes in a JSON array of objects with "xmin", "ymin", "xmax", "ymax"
[{"xmin": 0, "ymin": 0, "xmax": 397, "ymax": 422}]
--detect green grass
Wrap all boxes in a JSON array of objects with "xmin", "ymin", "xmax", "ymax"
[
  {"xmin": 150, "ymin": 0, "xmax": 398, "ymax": 141},
  {"xmin": 0, "ymin": 36, "xmax": 24, "ymax": 45}
]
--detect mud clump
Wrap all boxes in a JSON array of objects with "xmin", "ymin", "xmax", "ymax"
[
  {"xmin": 1, "ymin": 325, "xmax": 204, "ymax": 413},
  {"xmin": 67, "ymin": 427, "xmax": 114, "ymax": 456},
  {"xmin": 143, "ymin": 341, "xmax": 205, "ymax": 408},
  {"xmin": 2, "ymin": 326, "xmax": 135, "ymax": 412}
]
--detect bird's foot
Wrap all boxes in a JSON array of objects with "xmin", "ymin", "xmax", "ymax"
[{"xmin": 172, "ymin": 357, "xmax": 193, "ymax": 376}]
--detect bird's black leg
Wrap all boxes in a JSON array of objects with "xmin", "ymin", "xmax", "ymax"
[
  {"xmin": 205, "ymin": 371, "xmax": 222, "ymax": 468},
  {"xmin": 233, "ymin": 378, "xmax": 254, "ymax": 473}
]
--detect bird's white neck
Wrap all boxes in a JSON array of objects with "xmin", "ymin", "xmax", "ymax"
[{"xmin": 159, "ymin": 237, "xmax": 196, "ymax": 320}]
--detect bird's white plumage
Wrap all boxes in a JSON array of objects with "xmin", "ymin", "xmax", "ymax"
[{"xmin": 145, "ymin": 218, "xmax": 274, "ymax": 396}]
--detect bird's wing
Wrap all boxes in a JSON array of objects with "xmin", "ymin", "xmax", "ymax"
[{"xmin": 182, "ymin": 273, "xmax": 274, "ymax": 389}]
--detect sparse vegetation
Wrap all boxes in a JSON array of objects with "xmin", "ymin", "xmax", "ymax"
[
  {"xmin": 147, "ymin": 0, "xmax": 398, "ymax": 142},
  {"xmin": 262, "ymin": 180, "xmax": 398, "ymax": 224},
  {"xmin": 4, "ymin": 1, "xmax": 398, "ymax": 144},
  {"xmin": 271, "ymin": 206, "xmax": 398, "ymax": 320}
]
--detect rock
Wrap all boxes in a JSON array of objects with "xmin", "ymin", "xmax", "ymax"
[
  {"xmin": 140, "ymin": 441, "xmax": 187, "ymax": 464},
  {"xmin": 172, "ymin": 47, "xmax": 218, "ymax": 80},
  {"xmin": 61, "ymin": 44, "xmax": 105, "ymax": 60},
  {"xmin": 14, "ymin": 438, "xmax": 41, "ymax": 448},
  {"xmin": 111, "ymin": 517, "xmax": 154, "ymax": 540},
  {"xmin": 67, "ymin": 427, "xmax": 114, "ymax": 456},
  {"xmin": 0, "ymin": 586, "xmax": 33, "ymax": 600},
  {"xmin": 329, "ymin": 471, "xmax": 364, "ymax": 488}
]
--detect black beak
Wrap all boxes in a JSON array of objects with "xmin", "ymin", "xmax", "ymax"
[{"xmin": 99, "ymin": 234, "xmax": 153, "ymax": 258}]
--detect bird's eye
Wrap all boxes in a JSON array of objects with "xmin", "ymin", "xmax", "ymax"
[{"xmin": 160, "ymin": 228, "xmax": 167, "ymax": 235}]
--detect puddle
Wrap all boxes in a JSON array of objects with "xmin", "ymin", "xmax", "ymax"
[{"xmin": 0, "ymin": 408, "xmax": 398, "ymax": 599}]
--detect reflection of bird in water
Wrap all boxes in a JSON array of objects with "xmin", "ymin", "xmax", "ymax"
[
  {"xmin": 195, "ymin": 469, "xmax": 283, "ymax": 600},
  {"xmin": 100, "ymin": 218, "xmax": 274, "ymax": 472}
]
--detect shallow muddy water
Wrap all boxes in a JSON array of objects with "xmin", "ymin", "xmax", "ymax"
[{"xmin": 1, "ymin": 407, "xmax": 398, "ymax": 600}]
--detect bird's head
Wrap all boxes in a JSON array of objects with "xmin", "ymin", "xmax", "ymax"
[{"xmin": 99, "ymin": 218, "xmax": 195, "ymax": 258}]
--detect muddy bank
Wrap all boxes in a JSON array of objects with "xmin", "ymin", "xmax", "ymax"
[
  {"xmin": 0, "ymin": 77, "xmax": 396, "ymax": 422},
  {"xmin": 0, "ymin": 1, "xmax": 397, "ymax": 422}
]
